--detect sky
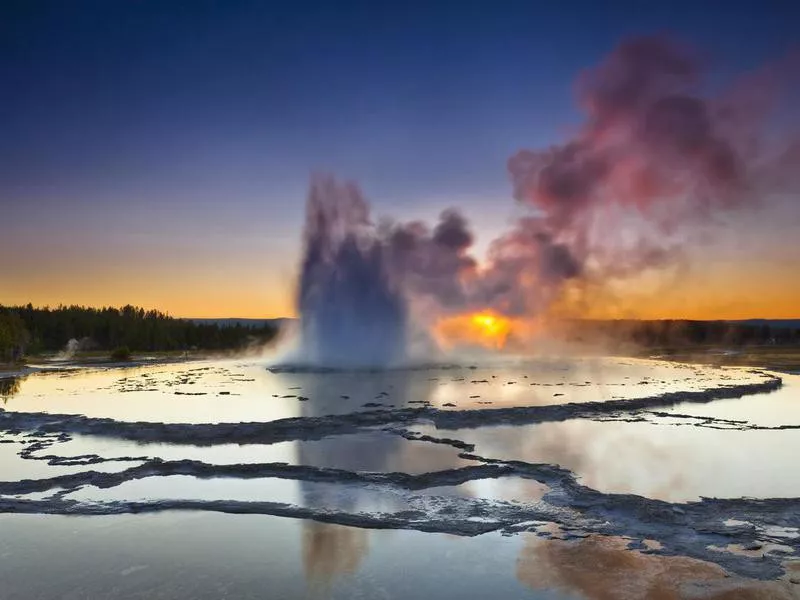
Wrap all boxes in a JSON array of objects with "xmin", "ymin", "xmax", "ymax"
[{"xmin": 1, "ymin": 0, "xmax": 799, "ymax": 319}]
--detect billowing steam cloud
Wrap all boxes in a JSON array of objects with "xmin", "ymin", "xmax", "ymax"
[
  {"xmin": 296, "ymin": 176, "xmax": 478, "ymax": 366},
  {"xmin": 297, "ymin": 177, "xmax": 408, "ymax": 367},
  {"xmin": 495, "ymin": 36, "xmax": 796, "ymax": 314},
  {"xmin": 294, "ymin": 36, "xmax": 798, "ymax": 366}
]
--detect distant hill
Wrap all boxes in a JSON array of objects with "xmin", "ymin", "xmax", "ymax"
[
  {"xmin": 728, "ymin": 319, "xmax": 800, "ymax": 330},
  {"xmin": 189, "ymin": 318, "xmax": 295, "ymax": 330},
  {"xmin": 557, "ymin": 318, "xmax": 800, "ymax": 348}
]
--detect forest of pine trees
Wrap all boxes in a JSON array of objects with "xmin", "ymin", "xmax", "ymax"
[{"xmin": 0, "ymin": 304, "xmax": 278, "ymax": 359}]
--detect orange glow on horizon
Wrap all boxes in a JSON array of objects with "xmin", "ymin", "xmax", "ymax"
[
  {"xmin": 435, "ymin": 310, "xmax": 517, "ymax": 349},
  {"xmin": 2, "ymin": 249, "xmax": 798, "ymax": 321}
]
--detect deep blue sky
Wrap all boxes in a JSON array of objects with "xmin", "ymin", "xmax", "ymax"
[{"xmin": 2, "ymin": 0, "xmax": 798, "ymax": 316}]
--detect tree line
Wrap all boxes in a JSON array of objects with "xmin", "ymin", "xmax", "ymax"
[
  {"xmin": 564, "ymin": 319, "xmax": 800, "ymax": 348},
  {"xmin": 0, "ymin": 312, "xmax": 29, "ymax": 362},
  {"xmin": 0, "ymin": 304, "xmax": 278, "ymax": 359},
  {"xmin": 3, "ymin": 304, "xmax": 798, "ymax": 363}
]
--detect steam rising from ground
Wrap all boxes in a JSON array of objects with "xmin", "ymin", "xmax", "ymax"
[
  {"xmin": 296, "ymin": 178, "xmax": 408, "ymax": 368},
  {"xmin": 289, "ymin": 36, "xmax": 798, "ymax": 367}
]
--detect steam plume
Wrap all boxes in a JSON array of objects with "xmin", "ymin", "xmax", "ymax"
[
  {"xmin": 293, "ymin": 36, "xmax": 798, "ymax": 364},
  {"xmin": 497, "ymin": 36, "xmax": 796, "ymax": 314},
  {"xmin": 297, "ymin": 177, "xmax": 407, "ymax": 367}
]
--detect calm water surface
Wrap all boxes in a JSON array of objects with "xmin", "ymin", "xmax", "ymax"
[
  {"xmin": 1, "ymin": 358, "xmax": 798, "ymax": 598},
  {"xmin": 0, "ymin": 513, "xmax": 794, "ymax": 600}
]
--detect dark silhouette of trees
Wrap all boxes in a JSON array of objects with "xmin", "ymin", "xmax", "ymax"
[
  {"xmin": 566, "ymin": 319, "xmax": 800, "ymax": 348},
  {"xmin": 0, "ymin": 312, "xmax": 29, "ymax": 361},
  {"xmin": 0, "ymin": 304, "xmax": 277, "ymax": 356},
  {"xmin": 2, "ymin": 303, "xmax": 797, "ymax": 361}
]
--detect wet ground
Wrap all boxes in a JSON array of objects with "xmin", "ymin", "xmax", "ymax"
[{"xmin": 1, "ymin": 356, "xmax": 799, "ymax": 599}]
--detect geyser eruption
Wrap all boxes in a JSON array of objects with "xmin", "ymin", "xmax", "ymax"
[
  {"xmin": 297, "ymin": 177, "xmax": 408, "ymax": 368},
  {"xmin": 290, "ymin": 36, "xmax": 799, "ymax": 364},
  {"xmin": 291, "ymin": 176, "xmax": 481, "ymax": 367}
]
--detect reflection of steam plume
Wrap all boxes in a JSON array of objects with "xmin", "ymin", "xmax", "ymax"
[
  {"xmin": 516, "ymin": 535, "xmax": 795, "ymax": 600},
  {"xmin": 294, "ymin": 373, "xmax": 428, "ymax": 588},
  {"xmin": 295, "ymin": 37, "xmax": 798, "ymax": 361},
  {"xmin": 302, "ymin": 522, "xmax": 368, "ymax": 592}
]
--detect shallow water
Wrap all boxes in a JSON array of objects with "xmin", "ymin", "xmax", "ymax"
[
  {"xmin": 0, "ymin": 513, "xmax": 794, "ymax": 600},
  {"xmin": 662, "ymin": 373, "xmax": 800, "ymax": 426},
  {"xmin": 33, "ymin": 429, "xmax": 476, "ymax": 473},
  {"xmin": 415, "ymin": 414, "xmax": 800, "ymax": 501},
  {"xmin": 407, "ymin": 375, "xmax": 800, "ymax": 502},
  {"xmin": 0, "ymin": 513, "xmax": 554, "ymax": 600},
  {"xmin": 1, "ymin": 357, "xmax": 764, "ymax": 423},
  {"xmin": 1, "ymin": 356, "xmax": 799, "ymax": 597}
]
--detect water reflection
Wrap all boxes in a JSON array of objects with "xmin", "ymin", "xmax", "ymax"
[
  {"xmin": 295, "ymin": 369, "xmax": 434, "ymax": 470},
  {"xmin": 0, "ymin": 377, "xmax": 21, "ymax": 404},
  {"xmin": 664, "ymin": 373, "xmax": 800, "ymax": 427},
  {"xmin": 516, "ymin": 534, "xmax": 797, "ymax": 599},
  {"xmin": 303, "ymin": 522, "xmax": 369, "ymax": 592},
  {"xmin": 0, "ymin": 513, "xmax": 566, "ymax": 600},
  {"xmin": 0, "ymin": 357, "xmax": 758, "ymax": 423},
  {"xmin": 422, "ymin": 382, "xmax": 800, "ymax": 502},
  {"xmin": 294, "ymin": 373, "xmax": 434, "ymax": 589}
]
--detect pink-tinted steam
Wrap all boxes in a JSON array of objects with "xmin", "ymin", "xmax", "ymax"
[
  {"xmin": 496, "ymin": 36, "xmax": 798, "ymax": 314},
  {"xmin": 297, "ymin": 36, "xmax": 799, "ymax": 350}
]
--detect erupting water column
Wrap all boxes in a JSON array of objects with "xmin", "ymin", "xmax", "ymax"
[{"xmin": 296, "ymin": 176, "xmax": 408, "ymax": 368}]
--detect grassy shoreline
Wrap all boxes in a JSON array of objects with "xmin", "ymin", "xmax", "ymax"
[
  {"xmin": 640, "ymin": 345, "xmax": 800, "ymax": 374},
  {"xmin": 0, "ymin": 351, "xmax": 206, "ymax": 378}
]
